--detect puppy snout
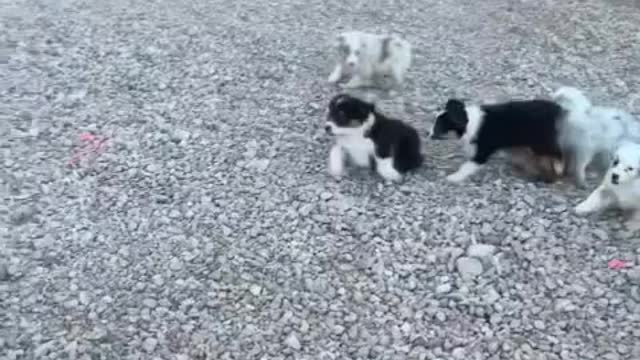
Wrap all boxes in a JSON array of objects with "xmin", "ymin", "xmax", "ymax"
[
  {"xmin": 346, "ymin": 60, "xmax": 356, "ymax": 67},
  {"xmin": 324, "ymin": 125, "xmax": 332, "ymax": 134},
  {"xmin": 611, "ymin": 173, "xmax": 619, "ymax": 184}
]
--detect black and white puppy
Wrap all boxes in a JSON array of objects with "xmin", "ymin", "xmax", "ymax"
[
  {"xmin": 430, "ymin": 98, "xmax": 566, "ymax": 183},
  {"xmin": 325, "ymin": 94, "xmax": 423, "ymax": 181}
]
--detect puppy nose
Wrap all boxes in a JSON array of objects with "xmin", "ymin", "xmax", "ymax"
[
  {"xmin": 324, "ymin": 125, "xmax": 332, "ymax": 134},
  {"xmin": 611, "ymin": 173, "xmax": 619, "ymax": 184},
  {"xmin": 347, "ymin": 61, "xmax": 356, "ymax": 67}
]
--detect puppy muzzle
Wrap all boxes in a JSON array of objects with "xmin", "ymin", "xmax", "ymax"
[{"xmin": 611, "ymin": 173, "xmax": 619, "ymax": 185}]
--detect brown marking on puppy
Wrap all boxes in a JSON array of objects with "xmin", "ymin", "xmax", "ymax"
[
  {"xmin": 507, "ymin": 147, "xmax": 564, "ymax": 183},
  {"xmin": 380, "ymin": 36, "xmax": 392, "ymax": 62}
]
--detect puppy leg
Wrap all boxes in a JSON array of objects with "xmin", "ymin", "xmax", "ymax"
[
  {"xmin": 342, "ymin": 63, "xmax": 374, "ymax": 89},
  {"xmin": 573, "ymin": 151, "xmax": 592, "ymax": 187},
  {"xmin": 376, "ymin": 157, "xmax": 402, "ymax": 182},
  {"xmin": 447, "ymin": 147, "xmax": 494, "ymax": 183},
  {"xmin": 389, "ymin": 64, "xmax": 405, "ymax": 90},
  {"xmin": 447, "ymin": 161, "xmax": 482, "ymax": 183},
  {"xmin": 328, "ymin": 145, "xmax": 346, "ymax": 178},
  {"xmin": 575, "ymin": 185, "xmax": 611, "ymax": 215},
  {"xmin": 327, "ymin": 64, "xmax": 343, "ymax": 84},
  {"xmin": 626, "ymin": 211, "xmax": 640, "ymax": 232}
]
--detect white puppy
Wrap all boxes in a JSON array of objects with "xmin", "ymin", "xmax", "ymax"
[
  {"xmin": 553, "ymin": 86, "xmax": 640, "ymax": 186},
  {"xmin": 327, "ymin": 31, "xmax": 412, "ymax": 91},
  {"xmin": 575, "ymin": 141, "xmax": 640, "ymax": 231}
]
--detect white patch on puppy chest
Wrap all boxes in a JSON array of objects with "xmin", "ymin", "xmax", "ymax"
[{"xmin": 461, "ymin": 105, "xmax": 484, "ymax": 157}]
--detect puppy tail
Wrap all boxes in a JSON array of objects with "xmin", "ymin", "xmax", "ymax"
[{"xmin": 552, "ymin": 86, "xmax": 592, "ymax": 113}]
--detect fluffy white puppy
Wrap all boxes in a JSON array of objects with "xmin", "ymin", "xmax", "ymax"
[
  {"xmin": 553, "ymin": 86, "xmax": 640, "ymax": 186},
  {"xmin": 327, "ymin": 31, "xmax": 412, "ymax": 91},
  {"xmin": 575, "ymin": 141, "xmax": 640, "ymax": 231}
]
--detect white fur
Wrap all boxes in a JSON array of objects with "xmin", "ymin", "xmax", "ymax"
[
  {"xmin": 446, "ymin": 105, "xmax": 485, "ymax": 181},
  {"xmin": 376, "ymin": 158, "xmax": 402, "ymax": 182},
  {"xmin": 447, "ymin": 161, "xmax": 481, "ymax": 183},
  {"xmin": 553, "ymin": 86, "xmax": 640, "ymax": 186},
  {"xmin": 326, "ymin": 115, "xmax": 402, "ymax": 182},
  {"xmin": 327, "ymin": 31, "xmax": 412, "ymax": 91},
  {"xmin": 460, "ymin": 105, "xmax": 484, "ymax": 157},
  {"xmin": 575, "ymin": 141, "xmax": 640, "ymax": 231}
]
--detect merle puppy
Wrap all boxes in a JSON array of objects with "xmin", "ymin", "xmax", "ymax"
[
  {"xmin": 325, "ymin": 94, "xmax": 423, "ymax": 181},
  {"xmin": 430, "ymin": 98, "xmax": 566, "ymax": 183}
]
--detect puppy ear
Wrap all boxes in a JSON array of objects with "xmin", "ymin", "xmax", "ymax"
[{"xmin": 445, "ymin": 99, "xmax": 467, "ymax": 126}]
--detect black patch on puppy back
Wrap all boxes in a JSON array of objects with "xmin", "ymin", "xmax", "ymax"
[
  {"xmin": 380, "ymin": 36, "xmax": 392, "ymax": 62},
  {"xmin": 473, "ymin": 99, "xmax": 566, "ymax": 163}
]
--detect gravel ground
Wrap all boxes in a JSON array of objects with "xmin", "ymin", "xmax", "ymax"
[{"xmin": 2, "ymin": 0, "xmax": 640, "ymax": 359}]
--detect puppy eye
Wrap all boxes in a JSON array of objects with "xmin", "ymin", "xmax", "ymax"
[
  {"xmin": 627, "ymin": 167, "xmax": 633, "ymax": 171},
  {"xmin": 612, "ymin": 159, "xmax": 619, "ymax": 166}
]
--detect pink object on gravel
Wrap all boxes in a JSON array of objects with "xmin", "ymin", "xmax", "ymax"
[
  {"xmin": 68, "ymin": 133, "xmax": 109, "ymax": 167},
  {"xmin": 608, "ymin": 259, "xmax": 630, "ymax": 270}
]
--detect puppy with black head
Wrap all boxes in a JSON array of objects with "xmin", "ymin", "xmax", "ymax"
[
  {"xmin": 430, "ymin": 98, "xmax": 566, "ymax": 183},
  {"xmin": 325, "ymin": 94, "xmax": 423, "ymax": 181}
]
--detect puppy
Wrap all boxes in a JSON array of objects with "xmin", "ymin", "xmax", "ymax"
[
  {"xmin": 553, "ymin": 86, "xmax": 640, "ymax": 186},
  {"xmin": 325, "ymin": 94, "xmax": 423, "ymax": 181},
  {"xmin": 327, "ymin": 31, "xmax": 412, "ymax": 91},
  {"xmin": 575, "ymin": 141, "xmax": 640, "ymax": 231},
  {"xmin": 429, "ymin": 98, "xmax": 566, "ymax": 183}
]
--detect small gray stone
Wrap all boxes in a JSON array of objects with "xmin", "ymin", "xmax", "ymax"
[
  {"xmin": 0, "ymin": 262, "xmax": 9, "ymax": 281},
  {"xmin": 452, "ymin": 347, "xmax": 466, "ymax": 359},
  {"xmin": 249, "ymin": 284, "xmax": 262, "ymax": 296},
  {"xmin": 142, "ymin": 337, "xmax": 158, "ymax": 353},
  {"xmin": 436, "ymin": 283, "xmax": 452, "ymax": 294},
  {"xmin": 467, "ymin": 244, "xmax": 496, "ymax": 259},
  {"xmin": 456, "ymin": 257, "xmax": 484, "ymax": 279},
  {"xmin": 10, "ymin": 205, "xmax": 37, "ymax": 225},
  {"xmin": 169, "ymin": 258, "xmax": 183, "ymax": 271},
  {"xmin": 285, "ymin": 333, "xmax": 301, "ymax": 350},
  {"xmin": 152, "ymin": 274, "xmax": 164, "ymax": 286},
  {"xmin": 626, "ymin": 267, "xmax": 640, "ymax": 285}
]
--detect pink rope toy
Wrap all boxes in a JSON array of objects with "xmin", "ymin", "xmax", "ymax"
[
  {"xmin": 67, "ymin": 133, "xmax": 109, "ymax": 168},
  {"xmin": 608, "ymin": 259, "xmax": 631, "ymax": 270}
]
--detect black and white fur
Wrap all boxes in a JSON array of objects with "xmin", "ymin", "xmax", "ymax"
[
  {"xmin": 327, "ymin": 31, "xmax": 412, "ymax": 91},
  {"xmin": 429, "ymin": 98, "xmax": 566, "ymax": 183},
  {"xmin": 553, "ymin": 86, "xmax": 640, "ymax": 186},
  {"xmin": 325, "ymin": 94, "xmax": 423, "ymax": 181},
  {"xmin": 575, "ymin": 141, "xmax": 640, "ymax": 231}
]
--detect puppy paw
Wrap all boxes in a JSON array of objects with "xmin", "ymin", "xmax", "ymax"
[
  {"xmin": 329, "ymin": 168, "xmax": 344, "ymax": 179},
  {"xmin": 381, "ymin": 172, "xmax": 402, "ymax": 182},
  {"xmin": 574, "ymin": 202, "xmax": 593, "ymax": 215},
  {"xmin": 446, "ymin": 173, "xmax": 466, "ymax": 183},
  {"xmin": 327, "ymin": 74, "xmax": 341, "ymax": 84}
]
